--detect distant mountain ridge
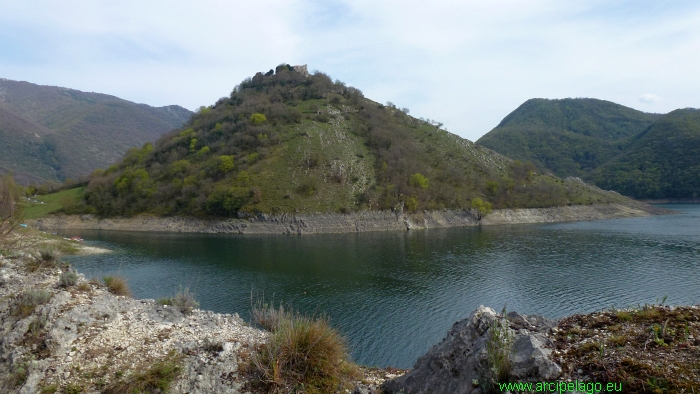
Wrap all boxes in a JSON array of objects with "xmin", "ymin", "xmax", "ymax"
[
  {"xmin": 477, "ymin": 98, "xmax": 700, "ymax": 199},
  {"xmin": 0, "ymin": 78, "xmax": 193, "ymax": 183}
]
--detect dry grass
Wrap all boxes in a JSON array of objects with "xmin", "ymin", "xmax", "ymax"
[
  {"xmin": 249, "ymin": 304, "xmax": 359, "ymax": 394},
  {"xmin": 102, "ymin": 352, "xmax": 183, "ymax": 394},
  {"xmin": 159, "ymin": 286, "xmax": 199, "ymax": 315},
  {"xmin": 103, "ymin": 275, "xmax": 131, "ymax": 297}
]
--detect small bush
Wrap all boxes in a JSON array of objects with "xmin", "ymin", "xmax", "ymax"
[
  {"xmin": 39, "ymin": 247, "xmax": 59, "ymax": 264},
  {"xmin": 26, "ymin": 246, "xmax": 61, "ymax": 271},
  {"xmin": 250, "ymin": 307, "xmax": 359, "ymax": 393},
  {"xmin": 102, "ymin": 352, "xmax": 183, "ymax": 394},
  {"xmin": 28, "ymin": 315, "xmax": 48, "ymax": 336},
  {"xmin": 63, "ymin": 383, "xmax": 84, "ymax": 394},
  {"xmin": 162, "ymin": 286, "xmax": 199, "ymax": 315},
  {"xmin": 202, "ymin": 337, "xmax": 224, "ymax": 353},
  {"xmin": 15, "ymin": 289, "xmax": 52, "ymax": 318},
  {"xmin": 103, "ymin": 275, "xmax": 131, "ymax": 297},
  {"xmin": 59, "ymin": 270, "xmax": 79, "ymax": 287}
]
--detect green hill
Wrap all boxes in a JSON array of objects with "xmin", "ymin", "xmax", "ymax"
[
  {"xmin": 591, "ymin": 109, "xmax": 700, "ymax": 199},
  {"xmin": 0, "ymin": 78, "xmax": 192, "ymax": 183},
  {"xmin": 477, "ymin": 98, "xmax": 700, "ymax": 200},
  {"xmin": 477, "ymin": 98, "xmax": 660, "ymax": 177},
  {"xmin": 80, "ymin": 65, "xmax": 628, "ymax": 218}
]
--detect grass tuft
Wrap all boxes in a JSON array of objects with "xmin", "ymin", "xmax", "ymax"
[
  {"xmin": 102, "ymin": 351, "xmax": 183, "ymax": 394},
  {"xmin": 103, "ymin": 275, "xmax": 131, "ymax": 297},
  {"xmin": 159, "ymin": 286, "xmax": 199, "ymax": 315},
  {"xmin": 250, "ymin": 304, "xmax": 359, "ymax": 394},
  {"xmin": 486, "ymin": 307, "xmax": 514, "ymax": 392}
]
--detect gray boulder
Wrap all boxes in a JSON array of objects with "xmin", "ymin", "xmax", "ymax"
[{"xmin": 381, "ymin": 306, "xmax": 561, "ymax": 394}]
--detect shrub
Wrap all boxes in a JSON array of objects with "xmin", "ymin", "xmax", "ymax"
[
  {"xmin": 250, "ymin": 305, "xmax": 359, "ymax": 393},
  {"xmin": 26, "ymin": 246, "xmax": 61, "ymax": 271},
  {"xmin": 103, "ymin": 275, "xmax": 131, "ymax": 297},
  {"xmin": 59, "ymin": 270, "xmax": 79, "ymax": 287},
  {"xmin": 15, "ymin": 289, "xmax": 52, "ymax": 318},
  {"xmin": 161, "ymin": 286, "xmax": 199, "ymax": 315}
]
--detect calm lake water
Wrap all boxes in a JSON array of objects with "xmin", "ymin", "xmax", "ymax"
[{"xmin": 61, "ymin": 204, "xmax": 700, "ymax": 368}]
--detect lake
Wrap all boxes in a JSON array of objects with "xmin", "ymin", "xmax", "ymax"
[{"xmin": 61, "ymin": 204, "xmax": 700, "ymax": 368}]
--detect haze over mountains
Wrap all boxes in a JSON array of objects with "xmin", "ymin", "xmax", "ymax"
[
  {"xmin": 477, "ymin": 98, "xmax": 700, "ymax": 200},
  {"xmin": 0, "ymin": 78, "xmax": 192, "ymax": 184}
]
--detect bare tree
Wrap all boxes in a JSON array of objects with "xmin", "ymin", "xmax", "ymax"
[{"xmin": 0, "ymin": 173, "xmax": 24, "ymax": 248}]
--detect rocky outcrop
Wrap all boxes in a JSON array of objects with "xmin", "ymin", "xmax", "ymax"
[
  {"xmin": 381, "ymin": 306, "xmax": 562, "ymax": 394},
  {"xmin": 0, "ymin": 252, "xmax": 266, "ymax": 393},
  {"xmin": 29, "ymin": 203, "xmax": 668, "ymax": 235}
]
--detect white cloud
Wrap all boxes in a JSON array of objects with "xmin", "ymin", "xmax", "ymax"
[
  {"xmin": 1, "ymin": 0, "xmax": 699, "ymax": 141},
  {"xmin": 639, "ymin": 93, "xmax": 661, "ymax": 103}
]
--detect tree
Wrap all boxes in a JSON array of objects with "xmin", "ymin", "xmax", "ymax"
[
  {"xmin": 250, "ymin": 113, "xmax": 267, "ymax": 124},
  {"xmin": 0, "ymin": 173, "xmax": 23, "ymax": 247},
  {"xmin": 471, "ymin": 198, "xmax": 492, "ymax": 222},
  {"xmin": 409, "ymin": 173, "xmax": 429, "ymax": 189}
]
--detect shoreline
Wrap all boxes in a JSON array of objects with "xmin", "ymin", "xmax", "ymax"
[{"xmin": 28, "ymin": 202, "xmax": 671, "ymax": 235}]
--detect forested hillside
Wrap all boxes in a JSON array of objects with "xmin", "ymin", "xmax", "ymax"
[
  {"xmin": 477, "ymin": 98, "xmax": 660, "ymax": 177},
  {"xmin": 0, "ymin": 78, "xmax": 192, "ymax": 183},
  {"xmin": 476, "ymin": 98, "xmax": 700, "ymax": 199},
  {"xmin": 591, "ymin": 109, "xmax": 700, "ymax": 199},
  {"xmin": 80, "ymin": 65, "xmax": 627, "ymax": 218}
]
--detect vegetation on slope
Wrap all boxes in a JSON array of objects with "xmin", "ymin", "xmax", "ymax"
[
  {"xmin": 477, "ymin": 98, "xmax": 660, "ymax": 178},
  {"xmin": 478, "ymin": 98, "xmax": 700, "ymax": 200},
  {"xmin": 591, "ymin": 109, "xmax": 700, "ymax": 199},
  {"xmin": 78, "ymin": 65, "xmax": 628, "ymax": 216},
  {"xmin": 0, "ymin": 78, "xmax": 192, "ymax": 183},
  {"xmin": 79, "ymin": 65, "xmax": 624, "ymax": 218}
]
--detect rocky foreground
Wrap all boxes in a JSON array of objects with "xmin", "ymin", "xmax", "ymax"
[{"xmin": 2, "ymin": 240, "xmax": 698, "ymax": 393}]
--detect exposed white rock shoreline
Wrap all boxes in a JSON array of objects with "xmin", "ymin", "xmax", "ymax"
[
  {"xmin": 0, "ymin": 250, "xmax": 268, "ymax": 393},
  {"xmin": 29, "ymin": 203, "xmax": 670, "ymax": 235}
]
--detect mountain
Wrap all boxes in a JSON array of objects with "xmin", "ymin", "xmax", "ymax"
[
  {"xmin": 0, "ymin": 78, "xmax": 192, "ymax": 183},
  {"xmin": 591, "ymin": 108, "xmax": 700, "ymax": 199},
  {"xmin": 80, "ymin": 65, "xmax": 629, "ymax": 218},
  {"xmin": 477, "ymin": 98, "xmax": 661, "ymax": 178}
]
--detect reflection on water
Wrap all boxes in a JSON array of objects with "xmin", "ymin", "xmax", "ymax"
[{"xmin": 62, "ymin": 204, "xmax": 700, "ymax": 368}]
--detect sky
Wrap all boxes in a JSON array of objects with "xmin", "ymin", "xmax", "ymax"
[{"xmin": 1, "ymin": 0, "xmax": 699, "ymax": 142}]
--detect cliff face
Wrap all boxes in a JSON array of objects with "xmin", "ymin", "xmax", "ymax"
[
  {"xmin": 29, "ymin": 203, "xmax": 668, "ymax": 235},
  {"xmin": 0, "ymin": 250, "xmax": 266, "ymax": 393}
]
